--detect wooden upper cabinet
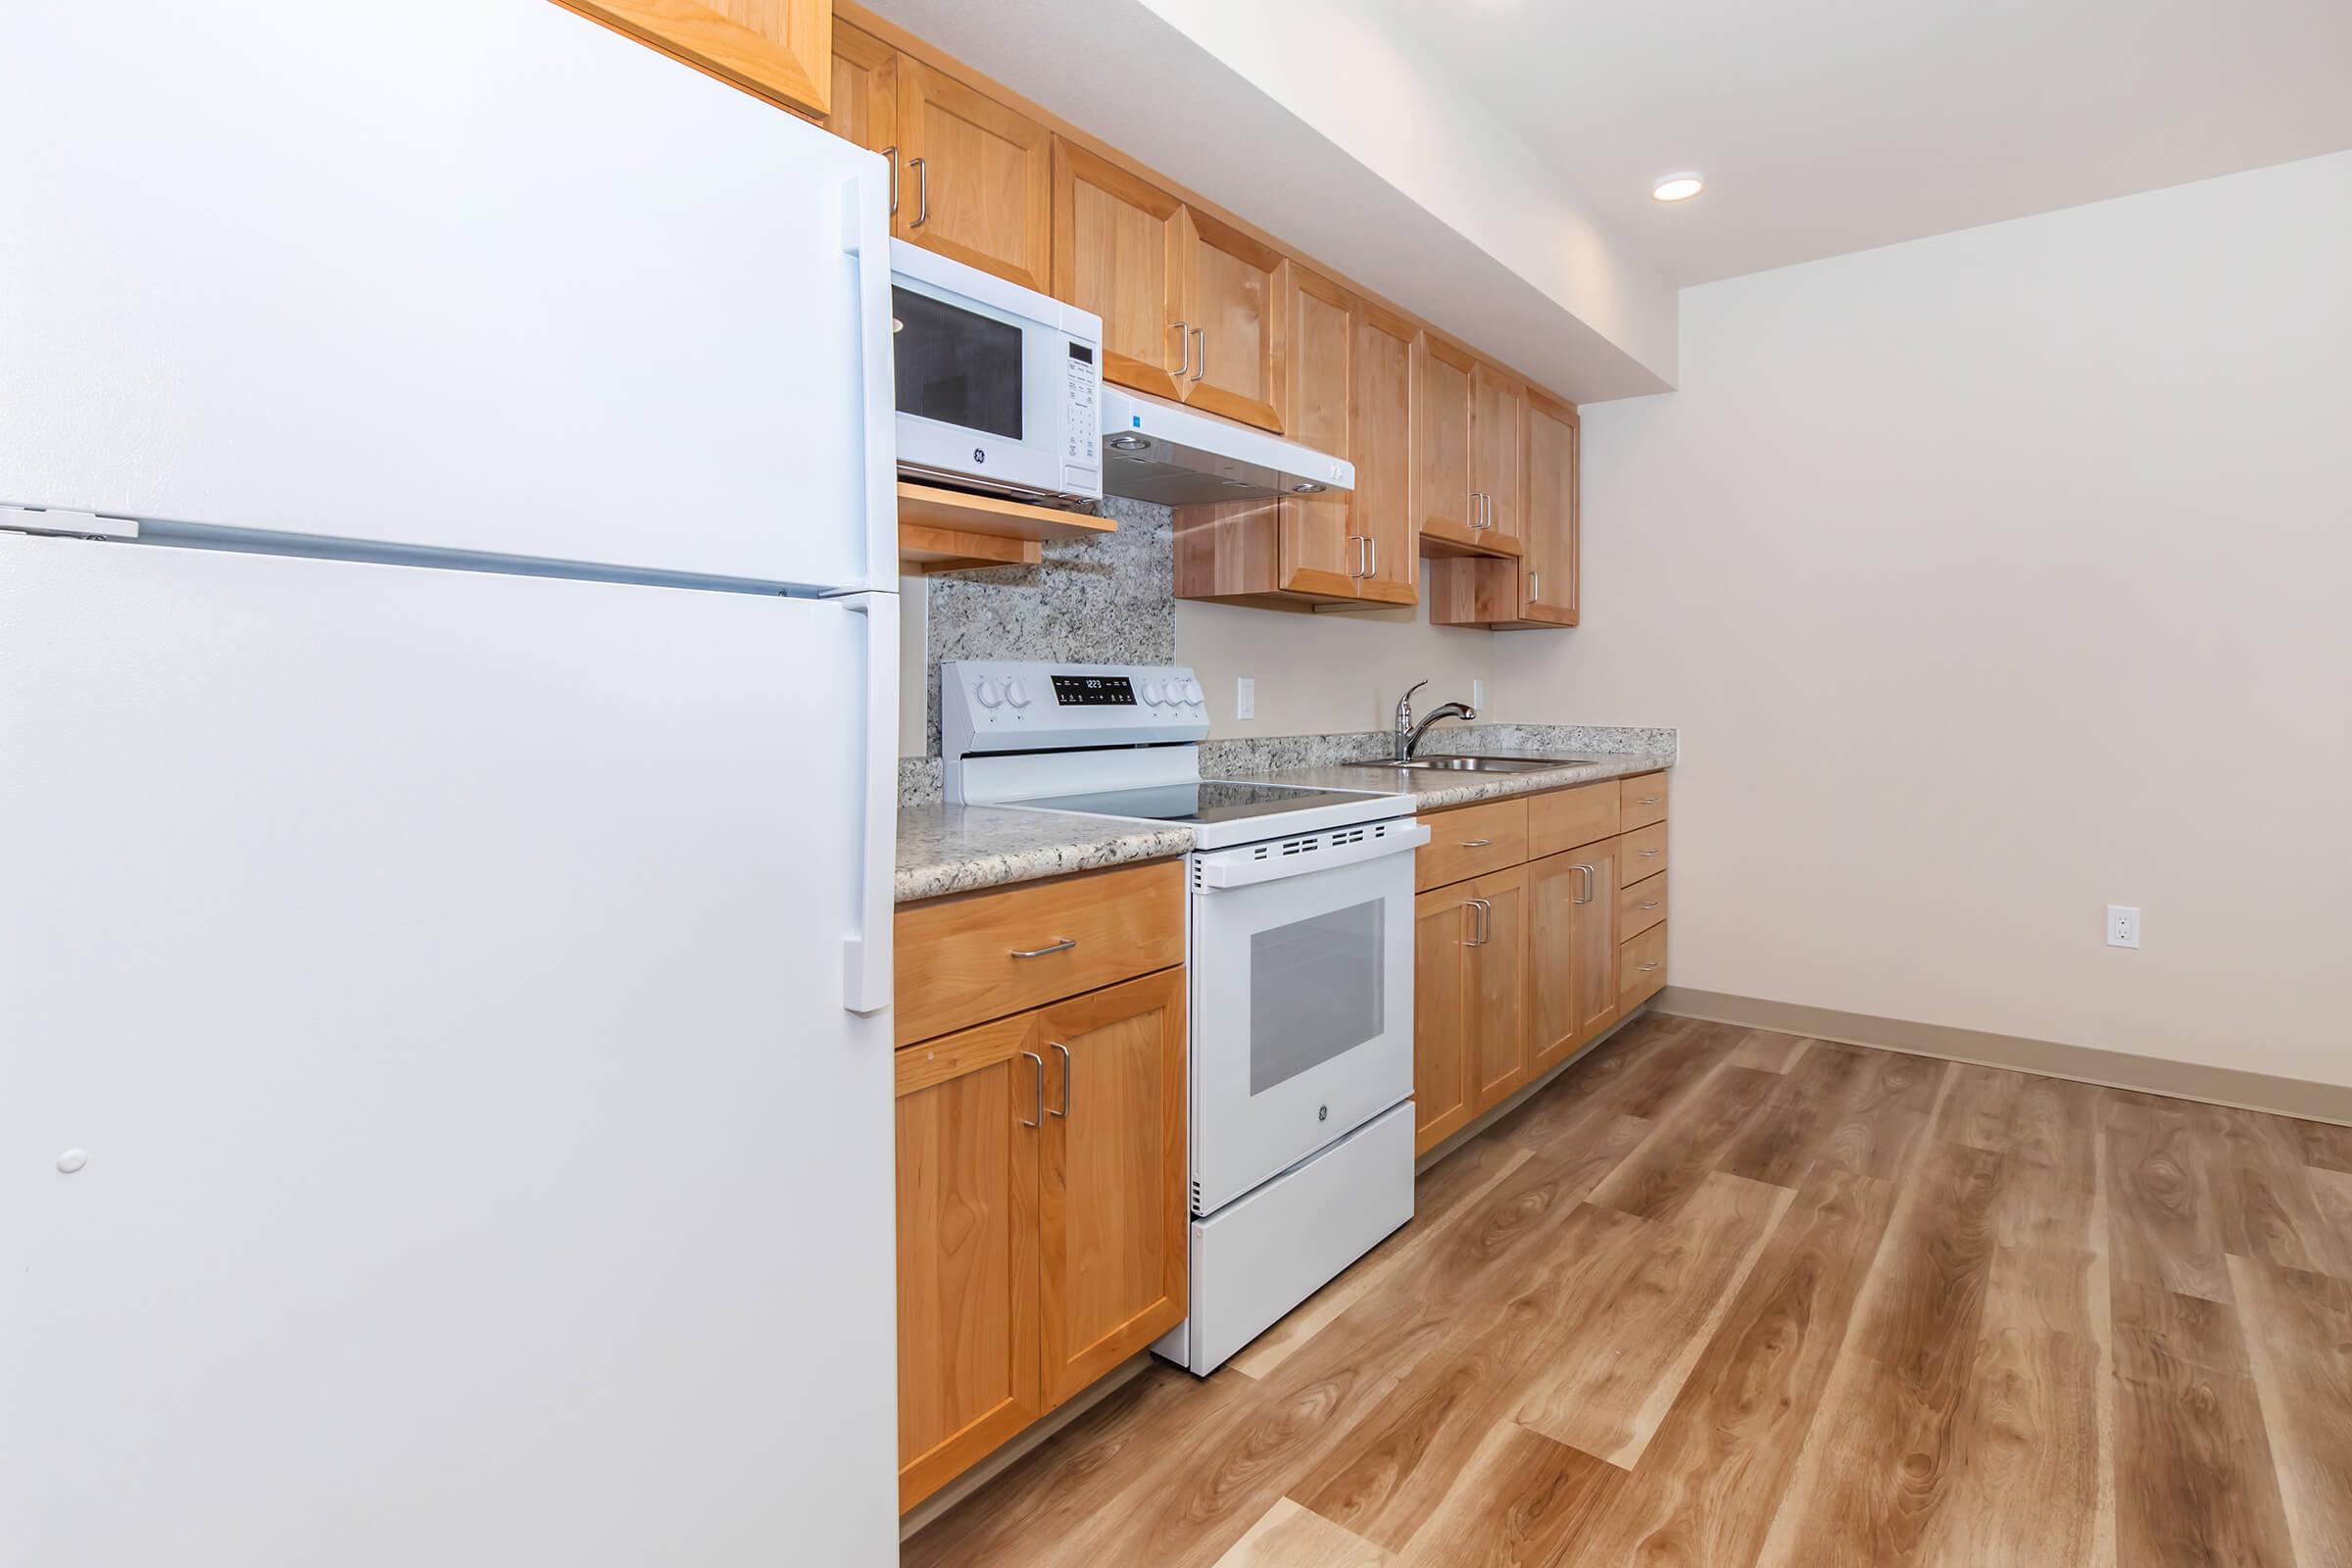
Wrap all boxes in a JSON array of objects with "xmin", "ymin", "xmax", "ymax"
[
  {"xmin": 1180, "ymin": 210, "xmax": 1288, "ymax": 433},
  {"xmin": 1350, "ymin": 301, "xmax": 1419, "ymax": 606},
  {"xmin": 894, "ymin": 1013, "xmax": 1044, "ymax": 1511},
  {"xmin": 1519, "ymin": 389, "xmax": 1580, "ymax": 625},
  {"xmin": 564, "ymin": 0, "xmax": 833, "ymax": 118},
  {"xmin": 897, "ymin": 57, "xmax": 1052, "ymax": 291},
  {"xmin": 826, "ymin": 20, "xmax": 897, "ymax": 159},
  {"xmin": 1414, "ymin": 334, "xmax": 1478, "ymax": 552},
  {"xmin": 1470, "ymin": 362, "xmax": 1526, "ymax": 550},
  {"xmin": 1274, "ymin": 267, "xmax": 1363, "ymax": 599},
  {"xmin": 1035, "ymin": 972, "xmax": 1188, "ymax": 1407},
  {"xmin": 1052, "ymin": 140, "xmax": 1186, "ymax": 399}
]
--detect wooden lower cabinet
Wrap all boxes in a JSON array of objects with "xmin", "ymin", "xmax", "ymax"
[
  {"xmin": 1411, "ymin": 864, "xmax": 1529, "ymax": 1154},
  {"xmin": 895, "ymin": 967, "xmax": 1186, "ymax": 1509},
  {"xmin": 1528, "ymin": 842, "xmax": 1619, "ymax": 1076},
  {"xmin": 1411, "ymin": 773, "xmax": 1669, "ymax": 1152}
]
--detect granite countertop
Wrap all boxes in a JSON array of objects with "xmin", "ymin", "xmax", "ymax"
[
  {"xmin": 895, "ymin": 803, "xmax": 1193, "ymax": 904},
  {"xmin": 894, "ymin": 738, "xmax": 1676, "ymax": 904}
]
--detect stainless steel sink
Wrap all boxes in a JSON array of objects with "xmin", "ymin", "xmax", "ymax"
[{"xmin": 1347, "ymin": 754, "xmax": 1598, "ymax": 774}]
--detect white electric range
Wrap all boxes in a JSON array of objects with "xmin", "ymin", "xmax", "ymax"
[{"xmin": 944, "ymin": 660, "xmax": 1423, "ymax": 1375}]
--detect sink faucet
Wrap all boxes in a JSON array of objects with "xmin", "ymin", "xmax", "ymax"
[{"xmin": 1395, "ymin": 678, "xmax": 1477, "ymax": 761}]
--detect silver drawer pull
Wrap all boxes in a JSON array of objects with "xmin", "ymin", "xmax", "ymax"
[
  {"xmin": 1639, "ymin": 796, "xmax": 1660, "ymax": 806},
  {"xmin": 1009, "ymin": 938, "xmax": 1077, "ymax": 959},
  {"xmin": 1459, "ymin": 838, "xmax": 1494, "ymax": 848},
  {"xmin": 1640, "ymin": 848, "xmax": 1660, "ymax": 858},
  {"xmin": 1640, "ymin": 900, "xmax": 1660, "ymax": 911},
  {"xmin": 1637, "ymin": 961, "xmax": 1660, "ymax": 973}
]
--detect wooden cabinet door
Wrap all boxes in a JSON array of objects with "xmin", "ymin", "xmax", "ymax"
[
  {"xmin": 1037, "ymin": 971, "xmax": 1188, "ymax": 1406},
  {"xmin": 1413, "ymin": 887, "xmax": 1475, "ymax": 1155},
  {"xmin": 1179, "ymin": 209, "xmax": 1288, "ymax": 432},
  {"xmin": 1414, "ymin": 333, "xmax": 1478, "ymax": 550},
  {"xmin": 897, "ymin": 57, "xmax": 1051, "ymax": 291},
  {"xmin": 1465, "ymin": 864, "xmax": 1531, "ymax": 1114},
  {"xmin": 563, "ymin": 0, "xmax": 833, "ymax": 118},
  {"xmin": 1351, "ymin": 299, "xmax": 1418, "ymax": 606},
  {"xmin": 1277, "ymin": 267, "xmax": 1362, "ymax": 598},
  {"xmin": 1053, "ymin": 140, "xmax": 1186, "ymax": 399},
  {"xmin": 895, "ymin": 1012, "xmax": 1044, "ymax": 1510},
  {"xmin": 1519, "ymin": 390, "xmax": 1580, "ymax": 625},
  {"xmin": 1528, "ymin": 842, "xmax": 1619, "ymax": 1077},
  {"xmin": 1470, "ymin": 361, "xmax": 1526, "ymax": 552},
  {"xmin": 826, "ymin": 20, "xmax": 897, "ymax": 160}
]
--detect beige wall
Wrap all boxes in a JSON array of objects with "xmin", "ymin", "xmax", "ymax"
[
  {"xmin": 1509, "ymin": 150, "xmax": 2352, "ymax": 1087},
  {"xmin": 1176, "ymin": 597, "xmax": 1502, "ymax": 738}
]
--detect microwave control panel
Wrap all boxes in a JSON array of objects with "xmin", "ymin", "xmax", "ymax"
[{"xmin": 1059, "ymin": 338, "xmax": 1102, "ymax": 496}]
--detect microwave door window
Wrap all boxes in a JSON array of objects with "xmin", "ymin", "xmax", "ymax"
[
  {"xmin": 1249, "ymin": 900, "xmax": 1385, "ymax": 1095},
  {"xmin": 892, "ymin": 287, "xmax": 1023, "ymax": 439}
]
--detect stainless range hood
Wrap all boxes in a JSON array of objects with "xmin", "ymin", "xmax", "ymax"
[{"xmin": 1099, "ymin": 388, "xmax": 1355, "ymax": 506}]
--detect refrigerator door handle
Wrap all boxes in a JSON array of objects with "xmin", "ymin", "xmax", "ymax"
[
  {"xmin": 835, "ymin": 590, "xmax": 899, "ymax": 1015},
  {"xmin": 841, "ymin": 160, "xmax": 897, "ymax": 592}
]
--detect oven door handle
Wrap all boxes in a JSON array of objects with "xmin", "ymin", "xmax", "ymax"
[{"xmin": 1193, "ymin": 820, "xmax": 1431, "ymax": 892}]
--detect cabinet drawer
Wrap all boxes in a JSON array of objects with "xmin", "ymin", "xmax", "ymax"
[
  {"xmin": 1619, "ymin": 771, "xmax": 1669, "ymax": 830},
  {"xmin": 1619, "ymin": 821, "xmax": 1669, "ymax": 885},
  {"xmin": 1415, "ymin": 797, "xmax": 1529, "ymax": 892},
  {"xmin": 1526, "ymin": 779, "xmax": 1620, "ymax": 858},
  {"xmin": 895, "ymin": 860, "xmax": 1186, "ymax": 1046},
  {"xmin": 1619, "ymin": 922, "xmax": 1667, "ymax": 1010},
  {"xmin": 1618, "ymin": 876, "xmax": 1667, "ymax": 940}
]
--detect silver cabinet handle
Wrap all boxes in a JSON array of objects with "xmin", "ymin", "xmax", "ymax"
[
  {"xmin": 1640, "ymin": 796, "xmax": 1660, "ymax": 806},
  {"xmin": 883, "ymin": 146, "xmax": 899, "ymax": 216},
  {"xmin": 1640, "ymin": 848, "xmax": 1660, "ymax": 859},
  {"xmin": 1191, "ymin": 327, "xmax": 1205, "ymax": 382},
  {"xmin": 1463, "ymin": 897, "xmax": 1494, "ymax": 947},
  {"xmin": 1528, "ymin": 570, "xmax": 1540, "ymax": 603},
  {"xmin": 1459, "ymin": 838, "xmax": 1493, "ymax": 848},
  {"xmin": 1173, "ymin": 319, "xmax": 1191, "ymax": 379},
  {"xmin": 1346, "ymin": 535, "xmax": 1366, "ymax": 576},
  {"xmin": 1640, "ymin": 900, "xmax": 1660, "ymax": 911},
  {"xmin": 907, "ymin": 156, "xmax": 928, "ymax": 228},
  {"xmin": 1573, "ymin": 863, "xmax": 1595, "ymax": 905},
  {"xmin": 1367, "ymin": 536, "xmax": 1378, "ymax": 579},
  {"xmin": 1018, "ymin": 1050, "xmax": 1044, "ymax": 1128},
  {"xmin": 1009, "ymin": 937, "xmax": 1076, "ymax": 959},
  {"xmin": 1638, "ymin": 961, "xmax": 1661, "ymax": 973},
  {"xmin": 1049, "ymin": 1042, "xmax": 1072, "ymax": 1118}
]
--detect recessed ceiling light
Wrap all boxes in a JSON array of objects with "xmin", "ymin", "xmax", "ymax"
[{"xmin": 1652, "ymin": 173, "xmax": 1705, "ymax": 203}]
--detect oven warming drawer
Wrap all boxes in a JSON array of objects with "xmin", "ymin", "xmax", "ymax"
[{"xmin": 1153, "ymin": 1101, "xmax": 1415, "ymax": 1376}]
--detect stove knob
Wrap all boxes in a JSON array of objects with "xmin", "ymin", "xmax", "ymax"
[
  {"xmin": 1004, "ymin": 677, "xmax": 1032, "ymax": 709},
  {"xmin": 975, "ymin": 677, "xmax": 1004, "ymax": 710},
  {"xmin": 1140, "ymin": 678, "xmax": 1164, "ymax": 706},
  {"xmin": 1183, "ymin": 678, "xmax": 1204, "ymax": 705}
]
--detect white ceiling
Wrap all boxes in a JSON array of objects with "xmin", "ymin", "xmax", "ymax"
[{"xmin": 1369, "ymin": 0, "xmax": 2352, "ymax": 285}]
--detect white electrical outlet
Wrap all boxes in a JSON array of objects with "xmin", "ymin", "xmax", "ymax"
[
  {"xmin": 2107, "ymin": 905, "xmax": 2141, "ymax": 949},
  {"xmin": 1235, "ymin": 676, "xmax": 1255, "ymax": 721}
]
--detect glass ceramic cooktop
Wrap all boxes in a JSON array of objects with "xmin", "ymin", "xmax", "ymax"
[{"xmin": 1015, "ymin": 779, "xmax": 1385, "ymax": 826}]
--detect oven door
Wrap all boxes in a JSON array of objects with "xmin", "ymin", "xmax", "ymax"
[
  {"xmin": 891, "ymin": 247, "xmax": 1075, "ymax": 500},
  {"xmin": 1188, "ymin": 818, "xmax": 1427, "ymax": 1215}
]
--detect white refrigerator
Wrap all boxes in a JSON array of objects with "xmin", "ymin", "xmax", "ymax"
[{"xmin": 1, "ymin": 3, "xmax": 901, "ymax": 1564}]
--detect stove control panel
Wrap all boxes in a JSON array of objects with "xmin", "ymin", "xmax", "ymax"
[{"xmin": 943, "ymin": 661, "xmax": 1209, "ymax": 760}]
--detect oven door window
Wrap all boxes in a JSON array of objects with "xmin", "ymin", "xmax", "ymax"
[
  {"xmin": 893, "ymin": 286, "xmax": 1023, "ymax": 439},
  {"xmin": 1249, "ymin": 899, "xmax": 1385, "ymax": 1095}
]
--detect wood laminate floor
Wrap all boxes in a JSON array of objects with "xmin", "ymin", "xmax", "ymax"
[{"xmin": 902, "ymin": 1014, "xmax": 2352, "ymax": 1568}]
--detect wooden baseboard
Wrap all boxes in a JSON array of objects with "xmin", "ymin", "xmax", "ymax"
[{"xmin": 1653, "ymin": 986, "xmax": 2352, "ymax": 1128}]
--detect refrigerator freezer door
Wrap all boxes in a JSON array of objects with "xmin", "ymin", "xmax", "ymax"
[
  {"xmin": 0, "ymin": 0, "xmax": 893, "ymax": 593},
  {"xmin": 0, "ymin": 535, "xmax": 897, "ymax": 1566}
]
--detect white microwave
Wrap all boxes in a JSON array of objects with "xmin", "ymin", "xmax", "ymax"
[{"xmin": 890, "ymin": 241, "xmax": 1102, "ymax": 504}]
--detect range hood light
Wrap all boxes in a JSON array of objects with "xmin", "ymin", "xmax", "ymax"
[
  {"xmin": 1108, "ymin": 433, "xmax": 1149, "ymax": 451},
  {"xmin": 1292, "ymin": 482, "xmax": 1326, "ymax": 494}
]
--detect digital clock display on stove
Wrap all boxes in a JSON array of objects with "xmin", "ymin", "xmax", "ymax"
[{"xmin": 1051, "ymin": 675, "xmax": 1136, "ymax": 706}]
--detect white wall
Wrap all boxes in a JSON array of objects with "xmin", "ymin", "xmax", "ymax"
[{"xmin": 1513, "ymin": 151, "xmax": 2352, "ymax": 1086}]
